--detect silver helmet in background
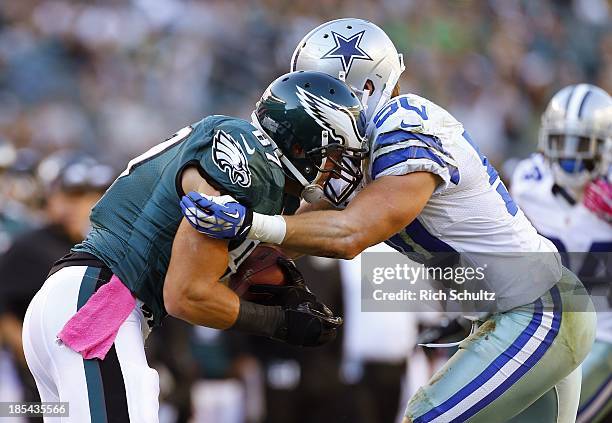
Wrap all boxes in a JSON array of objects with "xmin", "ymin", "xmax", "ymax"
[
  {"xmin": 290, "ymin": 18, "xmax": 405, "ymax": 127},
  {"xmin": 539, "ymin": 83, "xmax": 612, "ymax": 191}
]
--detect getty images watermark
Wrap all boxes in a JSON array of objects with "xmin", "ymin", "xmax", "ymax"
[
  {"xmin": 361, "ymin": 251, "xmax": 608, "ymax": 313},
  {"xmin": 371, "ymin": 262, "xmax": 495, "ymax": 302},
  {"xmin": 0, "ymin": 402, "xmax": 69, "ymax": 418}
]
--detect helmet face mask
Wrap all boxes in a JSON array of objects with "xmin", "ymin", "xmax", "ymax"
[
  {"xmin": 545, "ymin": 133, "xmax": 603, "ymax": 175},
  {"xmin": 539, "ymin": 84, "xmax": 612, "ymax": 192},
  {"xmin": 306, "ymin": 143, "xmax": 366, "ymax": 205},
  {"xmin": 253, "ymin": 71, "xmax": 368, "ymax": 206}
]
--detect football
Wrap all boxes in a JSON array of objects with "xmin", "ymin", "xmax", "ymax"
[{"xmin": 229, "ymin": 245, "xmax": 289, "ymax": 298}]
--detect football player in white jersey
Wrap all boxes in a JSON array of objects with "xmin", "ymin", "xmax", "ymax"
[
  {"xmin": 511, "ymin": 84, "xmax": 612, "ymax": 423},
  {"xmin": 181, "ymin": 19, "xmax": 596, "ymax": 422}
]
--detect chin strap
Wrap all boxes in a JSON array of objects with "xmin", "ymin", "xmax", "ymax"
[
  {"xmin": 301, "ymin": 184, "xmax": 327, "ymax": 204},
  {"xmin": 551, "ymin": 183, "xmax": 577, "ymax": 206},
  {"xmin": 365, "ymin": 67, "xmax": 402, "ymax": 138},
  {"xmin": 275, "ymin": 143, "xmax": 331, "ymax": 205},
  {"xmin": 360, "ymin": 89, "xmax": 371, "ymax": 113}
]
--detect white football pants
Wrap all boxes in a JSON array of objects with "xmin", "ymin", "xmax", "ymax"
[{"xmin": 22, "ymin": 265, "xmax": 159, "ymax": 423}]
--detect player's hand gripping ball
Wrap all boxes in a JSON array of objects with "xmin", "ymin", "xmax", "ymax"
[
  {"xmin": 230, "ymin": 245, "xmax": 317, "ymax": 306},
  {"xmin": 230, "ymin": 245, "xmax": 343, "ymax": 346},
  {"xmin": 229, "ymin": 245, "xmax": 289, "ymax": 298}
]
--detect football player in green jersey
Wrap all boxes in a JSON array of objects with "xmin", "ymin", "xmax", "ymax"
[{"xmin": 21, "ymin": 71, "xmax": 365, "ymax": 422}]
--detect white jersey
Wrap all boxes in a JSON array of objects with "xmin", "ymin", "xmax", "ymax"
[
  {"xmin": 512, "ymin": 153, "xmax": 612, "ymax": 341},
  {"xmin": 359, "ymin": 94, "xmax": 562, "ymax": 310},
  {"xmin": 511, "ymin": 153, "xmax": 612, "ymax": 254}
]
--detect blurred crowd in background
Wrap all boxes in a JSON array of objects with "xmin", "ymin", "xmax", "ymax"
[{"xmin": 0, "ymin": 0, "xmax": 610, "ymax": 422}]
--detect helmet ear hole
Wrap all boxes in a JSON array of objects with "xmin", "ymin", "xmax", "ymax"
[{"xmin": 364, "ymin": 79, "xmax": 375, "ymax": 94}]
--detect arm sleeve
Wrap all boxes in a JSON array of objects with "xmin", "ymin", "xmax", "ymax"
[{"xmin": 370, "ymin": 130, "xmax": 460, "ymax": 192}]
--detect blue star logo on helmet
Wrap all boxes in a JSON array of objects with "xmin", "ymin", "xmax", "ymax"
[{"xmin": 321, "ymin": 31, "xmax": 372, "ymax": 73}]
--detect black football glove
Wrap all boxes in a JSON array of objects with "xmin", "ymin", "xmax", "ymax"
[
  {"xmin": 251, "ymin": 257, "xmax": 342, "ymax": 347},
  {"xmin": 273, "ymin": 301, "xmax": 343, "ymax": 347},
  {"xmin": 237, "ymin": 257, "xmax": 343, "ymax": 347},
  {"xmin": 245, "ymin": 257, "xmax": 315, "ymax": 306}
]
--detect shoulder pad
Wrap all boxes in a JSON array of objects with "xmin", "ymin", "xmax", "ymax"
[
  {"xmin": 197, "ymin": 117, "xmax": 285, "ymax": 215},
  {"xmin": 370, "ymin": 94, "xmax": 463, "ymax": 140}
]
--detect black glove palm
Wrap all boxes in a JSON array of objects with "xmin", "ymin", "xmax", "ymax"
[
  {"xmin": 274, "ymin": 302, "xmax": 342, "ymax": 347},
  {"xmin": 250, "ymin": 257, "xmax": 343, "ymax": 347}
]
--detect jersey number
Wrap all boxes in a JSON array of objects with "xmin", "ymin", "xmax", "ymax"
[
  {"xmin": 119, "ymin": 126, "xmax": 194, "ymax": 178},
  {"xmin": 251, "ymin": 128, "xmax": 282, "ymax": 168},
  {"xmin": 372, "ymin": 97, "xmax": 429, "ymax": 129}
]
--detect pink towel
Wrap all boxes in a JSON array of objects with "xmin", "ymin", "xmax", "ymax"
[{"xmin": 58, "ymin": 274, "xmax": 136, "ymax": 360}]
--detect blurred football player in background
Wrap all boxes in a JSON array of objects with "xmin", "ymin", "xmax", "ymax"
[
  {"xmin": 183, "ymin": 18, "xmax": 597, "ymax": 422},
  {"xmin": 21, "ymin": 72, "xmax": 354, "ymax": 422},
  {"xmin": 511, "ymin": 84, "xmax": 612, "ymax": 423},
  {"xmin": 0, "ymin": 144, "xmax": 43, "ymax": 254},
  {"xmin": 0, "ymin": 139, "xmax": 20, "ymax": 253},
  {"xmin": 0, "ymin": 151, "xmax": 113, "ymax": 421}
]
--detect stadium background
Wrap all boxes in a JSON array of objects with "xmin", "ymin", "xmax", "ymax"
[{"xmin": 0, "ymin": 0, "xmax": 609, "ymax": 422}]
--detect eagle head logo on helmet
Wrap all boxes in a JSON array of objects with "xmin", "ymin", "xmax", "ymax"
[{"xmin": 295, "ymin": 85, "xmax": 365, "ymax": 148}]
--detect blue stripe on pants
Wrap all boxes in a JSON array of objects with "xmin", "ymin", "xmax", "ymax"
[
  {"xmin": 415, "ymin": 286, "xmax": 562, "ymax": 422},
  {"xmin": 77, "ymin": 267, "xmax": 108, "ymax": 423}
]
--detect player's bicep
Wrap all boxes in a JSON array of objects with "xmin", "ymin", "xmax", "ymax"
[
  {"xmin": 167, "ymin": 219, "xmax": 229, "ymax": 284},
  {"xmin": 344, "ymin": 171, "xmax": 438, "ymax": 246},
  {"xmin": 180, "ymin": 166, "xmax": 221, "ymax": 197},
  {"xmin": 165, "ymin": 176, "xmax": 229, "ymax": 303},
  {"xmin": 173, "ymin": 175, "xmax": 228, "ymax": 277},
  {"xmin": 371, "ymin": 130, "xmax": 459, "ymax": 192}
]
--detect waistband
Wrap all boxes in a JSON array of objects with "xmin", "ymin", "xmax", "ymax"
[
  {"xmin": 48, "ymin": 251, "xmax": 108, "ymax": 277},
  {"xmin": 49, "ymin": 251, "xmax": 156, "ymax": 329}
]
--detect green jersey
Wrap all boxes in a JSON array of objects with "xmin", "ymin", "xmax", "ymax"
[{"xmin": 74, "ymin": 115, "xmax": 285, "ymax": 326}]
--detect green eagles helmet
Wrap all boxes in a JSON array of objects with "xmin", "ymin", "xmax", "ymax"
[{"xmin": 252, "ymin": 70, "xmax": 367, "ymax": 206}]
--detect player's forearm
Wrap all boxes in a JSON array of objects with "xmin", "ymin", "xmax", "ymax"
[
  {"xmin": 250, "ymin": 201, "xmax": 381, "ymax": 259},
  {"xmin": 169, "ymin": 281, "xmax": 240, "ymax": 328},
  {"xmin": 278, "ymin": 199, "xmax": 336, "ymax": 259},
  {"xmin": 249, "ymin": 174, "xmax": 437, "ymax": 258},
  {"xmin": 167, "ymin": 281, "xmax": 283, "ymax": 337},
  {"xmin": 165, "ymin": 220, "xmax": 240, "ymax": 327},
  {"xmin": 281, "ymin": 210, "xmax": 366, "ymax": 259}
]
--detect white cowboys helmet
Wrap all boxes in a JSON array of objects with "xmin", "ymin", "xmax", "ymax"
[
  {"xmin": 291, "ymin": 18, "xmax": 405, "ymax": 128},
  {"xmin": 539, "ymin": 83, "xmax": 612, "ymax": 191}
]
